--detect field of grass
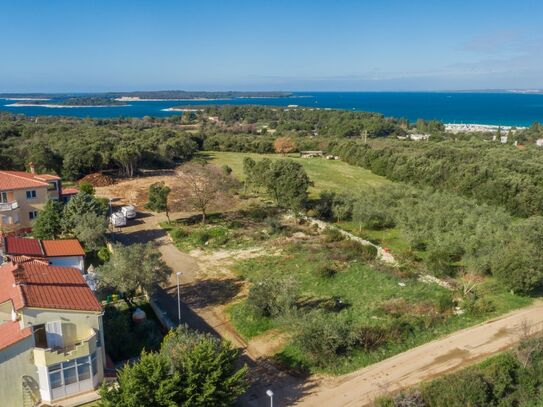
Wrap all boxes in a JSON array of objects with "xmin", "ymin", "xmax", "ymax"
[
  {"xmin": 202, "ymin": 151, "xmax": 390, "ymax": 196},
  {"xmin": 228, "ymin": 240, "xmax": 532, "ymax": 375}
]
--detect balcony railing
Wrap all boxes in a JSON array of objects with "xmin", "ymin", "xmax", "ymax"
[
  {"xmin": 0, "ymin": 201, "xmax": 19, "ymax": 212},
  {"xmin": 33, "ymin": 330, "xmax": 98, "ymax": 366}
]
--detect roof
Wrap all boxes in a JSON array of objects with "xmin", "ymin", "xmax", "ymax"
[
  {"xmin": 0, "ymin": 170, "xmax": 59, "ymax": 191},
  {"xmin": 0, "ymin": 321, "xmax": 32, "ymax": 351},
  {"xmin": 42, "ymin": 239, "xmax": 85, "ymax": 257},
  {"xmin": 3, "ymin": 237, "xmax": 85, "ymax": 257},
  {"xmin": 3, "ymin": 236, "xmax": 44, "ymax": 256},
  {"xmin": 0, "ymin": 261, "xmax": 101, "ymax": 312},
  {"xmin": 61, "ymin": 188, "xmax": 79, "ymax": 196}
]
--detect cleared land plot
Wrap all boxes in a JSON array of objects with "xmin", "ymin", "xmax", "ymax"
[{"xmin": 202, "ymin": 151, "xmax": 391, "ymax": 196}]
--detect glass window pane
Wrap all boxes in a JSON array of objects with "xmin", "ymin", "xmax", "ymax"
[
  {"xmin": 76, "ymin": 356, "xmax": 89, "ymax": 365},
  {"xmin": 62, "ymin": 360, "xmax": 75, "ymax": 368},
  {"xmin": 48, "ymin": 363, "xmax": 61, "ymax": 372},
  {"xmin": 49, "ymin": 371, "xmax": 62, "ymax": 389},
  {"xmin": 63, "ymin": 367, "xmax": 77, "ymax": 385},
  {"xmin": 91, "ymin": 355, "xmax": 97, "ymax": 376},
  {"xmin": 77, "ymin": 363, "xmax": 91, "ymax": 381}
]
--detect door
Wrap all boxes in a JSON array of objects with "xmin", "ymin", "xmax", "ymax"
[{"xmin": 45, "ymin": 321, "xmax": 64, "ymax": 349}]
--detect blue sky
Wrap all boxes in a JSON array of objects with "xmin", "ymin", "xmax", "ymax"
[{"xmin": 2, "ymin": 0, "xmax": 542, "ymax": 92}]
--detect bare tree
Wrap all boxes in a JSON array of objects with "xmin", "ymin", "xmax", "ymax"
[{"xmin": 176, "ymin": 162, "xmax": 238, "ymax": 223}]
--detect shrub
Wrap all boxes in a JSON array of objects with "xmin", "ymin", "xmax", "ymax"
[
  {"xmin": 170, "ymin": 227, "xmax": 188, "ymax": 241},
  {"xmin": 313, "ymin": 264, "xmax": 337, "ymax": 279},
  {"xmin": 294, "ymin": 312, "xmax": 355, "ymax": 366},
  {"xmin": 97, "ymin": 246, "xmax": 111, "ymax": 263},
  {"xmin": 464, "ymin": 295, "xmax": 496, "ymax": 316},
  {"xmin": 247, "ymin": 276, "xmax": 298, "ymax": 318},
  {"xmin": 393, "ymin": 391, "xmax": 427, "ymax": 407},
  {"xmin": 265, "ymin": 216, "xmax": 284, "ymax": 234},
  {"xmin": 421, "ymin": 370, "xmax": 492, "ymax": 407},
  {"xmin": 323, "ymin": 227, "xmax": 344, "ymax": 243}
]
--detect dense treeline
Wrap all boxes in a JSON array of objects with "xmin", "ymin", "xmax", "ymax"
[
  {"xmin": 329, "ymin": 139, "xmax": 543, "ymax": 217},
  {"xmin": 0, "ymin": 113, "xmax": 198, "ymax": 179},
  {"xmin": 199, "ymin": 105, "xmax": 405, "ymax": 138}
]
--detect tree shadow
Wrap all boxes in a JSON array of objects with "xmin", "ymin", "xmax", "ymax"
[
  {"xmin": 165, "ymin": 278, "xmax": 243, "ymax": 309},
  {"xmin": 113, "ymin": 228, "xmax": 168, "ymax": 245}
]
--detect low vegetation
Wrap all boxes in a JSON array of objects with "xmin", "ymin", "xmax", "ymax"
[{"xmin": 376, "ymin": 332, "xmax": 543, "ymax": 407}]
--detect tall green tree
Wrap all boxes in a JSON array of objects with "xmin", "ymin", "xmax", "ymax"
[
  {"xmin": 73, "ymin": 211, "xmax": 107, "ymax": 251},
  {"xmin": 146, "ymin": 182, "xmax": 171, "ymax": 221},
  {"xmin": 99, "ymin": 351, "xmax": 181, "ymax": 407},
  {"xmin": 32, "ymin": 200, "xmax": 63, "ymax": 239},
  {"xmin": 160, "ymin": 326, "xmax": 248, "ymax": 407},
  {"xmin": 62, "ymin": 192, "xmax": 107, "ymax": 234}
]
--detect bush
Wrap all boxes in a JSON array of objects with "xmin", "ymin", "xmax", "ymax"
[
  {"xmin": 323, "ymin": 227, "xmax": 344, "ymax": 243},
  {"xmin": 421, "ymin": 370, "xmax": 492, "ymax": 407},
  {"xmin": 265, "ymin": 216, "xmax": 284, "ymax": 234},
  {"xmin": 294, "ymin": 312, "xmax": 355, "ymax": 366},
  {"xmin": 97, "ymin": 246, "xmax": 111, "ymax": 263},
  {"xmin": 313, "ymin": 264, "xmax": 337, "ymax": 279},
  {"xmin": 170, "ymin": 227, "xmax": 189, "ymax": 241},
  {"xmin": 247, "ymin": 276, "xmax": 298, "ymax": 318},
  {"xmin": 393, "ymin": 391, "xmax": 427, "ymax": 407}
]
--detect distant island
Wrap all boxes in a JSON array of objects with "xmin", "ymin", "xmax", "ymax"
[
  {"xmin": 106, "ymin": 90, "xmax": 292, "ymax": 101},
  {"xmin": 4, "ymin": 97, "xmax": 127, "ymax": 108}
]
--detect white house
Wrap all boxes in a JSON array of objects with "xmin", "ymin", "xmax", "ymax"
[
  {"xmin": 409, "ymin": 133, "xmax": 430, "ymax": 141},
  {"xmin": 536, "ymin": 138, "xmax": 543, "ymax": 147}
]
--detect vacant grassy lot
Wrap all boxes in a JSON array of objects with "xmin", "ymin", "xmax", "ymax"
[
  {"xmin": 229, "ymin": 238, "xmax": 531, "ymax": 375},
  {"xmin": 203, "ymin": 151, "xmax": 390, "ymax": 196}
]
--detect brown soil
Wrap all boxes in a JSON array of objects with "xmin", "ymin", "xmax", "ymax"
[{"xmin": 79, "ymin": 172, "xmax": 115, "ymax": 187}]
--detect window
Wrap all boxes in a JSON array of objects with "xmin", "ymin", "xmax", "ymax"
[
  {"xmin": 49, "ymin": 370, "xmax": 63, "ymax": 389},
  {"xmin": 47, "ymin": 354, "xmax": 96, "ymax": 393},
  {"xmin": 0, "ymin": 192, "xmax": 7, "ymax": 203},
  {"xmin": 26, "ymin": 190, "xmax": 37, "ymax": 199},
  {"xmin": 48, "ymin": 182, "xmax": 57, "ymax": 191},
  {"xmin": 29, "ymin": 211, "xmax": 38, "ymax": 220}
]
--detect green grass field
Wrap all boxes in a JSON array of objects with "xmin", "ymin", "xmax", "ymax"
[{"xmin": 202, "ymin": 151, "xmax": 390, "ymax": 196}]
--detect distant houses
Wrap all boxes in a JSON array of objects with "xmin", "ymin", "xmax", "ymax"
[
  {"xmin": 536, "ymin": 138, "xmax": 543, "ymax": 147},
  {"xmin": 409, "ymin": 133, "xmax": 430, "ymax": 141}
]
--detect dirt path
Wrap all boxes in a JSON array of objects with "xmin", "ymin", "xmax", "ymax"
[{"xmin": 295, "ymin": 301, "xmax": 543, "ymax": 406}]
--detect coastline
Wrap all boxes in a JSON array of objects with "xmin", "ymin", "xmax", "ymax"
[{"xmin": 4, "ymin": 103, "xmax": 130, "ymax": 108}]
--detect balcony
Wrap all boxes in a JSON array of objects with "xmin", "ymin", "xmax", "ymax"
[
  {"xmin": 0, "ymin": 201, "xmax": 18, "ymax": 212},
  {"xmin": 33, "ymin": 330, "xmax": 98, "ymax": 366}
]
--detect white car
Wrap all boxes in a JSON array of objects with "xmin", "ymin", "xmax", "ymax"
[
  {"xmin": 110, "ymin": 212, "xmax": 127, "ymax": 227},
  {"xmin": 121, "ymin": 205, "xmax": 137, "ymax": 219}
]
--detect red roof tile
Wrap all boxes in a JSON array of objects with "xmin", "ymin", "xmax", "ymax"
[
  {"xmin": 61, "ymin": 188, "xmax": 79, "ymax": 195},
  {"xmin": 0, "ymin": 170, "xmax": 58, "ymax": 191},
  {"xmin": 42, "ymin": 240, "xmax": 85, "ymax": 257},
  {"xmin": 4, "ymin": 236, "xmax": 44, "ymax": 256},
  {"xmin": 0, "ymin": 321, "xmax": 32, "ymax": 351},
  {"xmin": 0, "ymin": 261, "xmax": 101, "ymax": 312}
]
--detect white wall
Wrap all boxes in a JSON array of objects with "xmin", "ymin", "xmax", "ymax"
[
  {"xmin": 47, "ymin": 256, "xmax": 84, "ymax": 273},
  {"xmin": 0, "ymin": 335, "xmax": 39, "ymax": 407}
]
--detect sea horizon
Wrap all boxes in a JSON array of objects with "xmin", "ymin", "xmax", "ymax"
[{"xmin": 1, "ymin": 91, "xmax": 542, "ymax": 126}]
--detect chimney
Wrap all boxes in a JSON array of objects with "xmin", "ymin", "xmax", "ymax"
[{"xmin": 29, "ymin": 162, "xmax": 35, "ymax": 174}]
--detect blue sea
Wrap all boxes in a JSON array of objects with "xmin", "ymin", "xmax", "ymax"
[{"xmin": 1, "ymin": 92, "xmax": 543, "ymax": 126}]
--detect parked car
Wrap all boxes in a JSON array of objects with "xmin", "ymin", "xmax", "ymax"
[
  {"xmin": 110, "ymin": 212, "xmax": 127, "ymax": 227},
  {"xmin": 121, "ymin": 205, "xmax": 137, "ymax": 219}
]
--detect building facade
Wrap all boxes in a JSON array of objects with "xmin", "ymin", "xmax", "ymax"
[
  {"xmin": 0, "ymin": 169, "xmax": 63, "ymax": 235},
  {"xmin": 0, "ymin": 259, "xmax": 105, "ymax": 406}
]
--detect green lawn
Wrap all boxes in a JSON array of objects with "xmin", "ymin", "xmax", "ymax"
[{"xmin": 202, "ymin": 151, "xmax": 390, "ymax": 196}]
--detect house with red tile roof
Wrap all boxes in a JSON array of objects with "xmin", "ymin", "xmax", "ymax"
[
  {"xmin": 0, "ymin": 167, "xmax": 62, "ymax": 235},
  {"xmin": 2, "ymin": 236, "xmax": 85, "ymax": 272},
  {"xmin": 0, "ymin": 259, "xmax": 105, "ymax": 406}
]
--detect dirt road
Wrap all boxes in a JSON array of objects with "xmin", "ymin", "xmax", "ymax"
[{"xmin": 295, "ymin": 301, "xmax": 543, "ymax": 406}]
